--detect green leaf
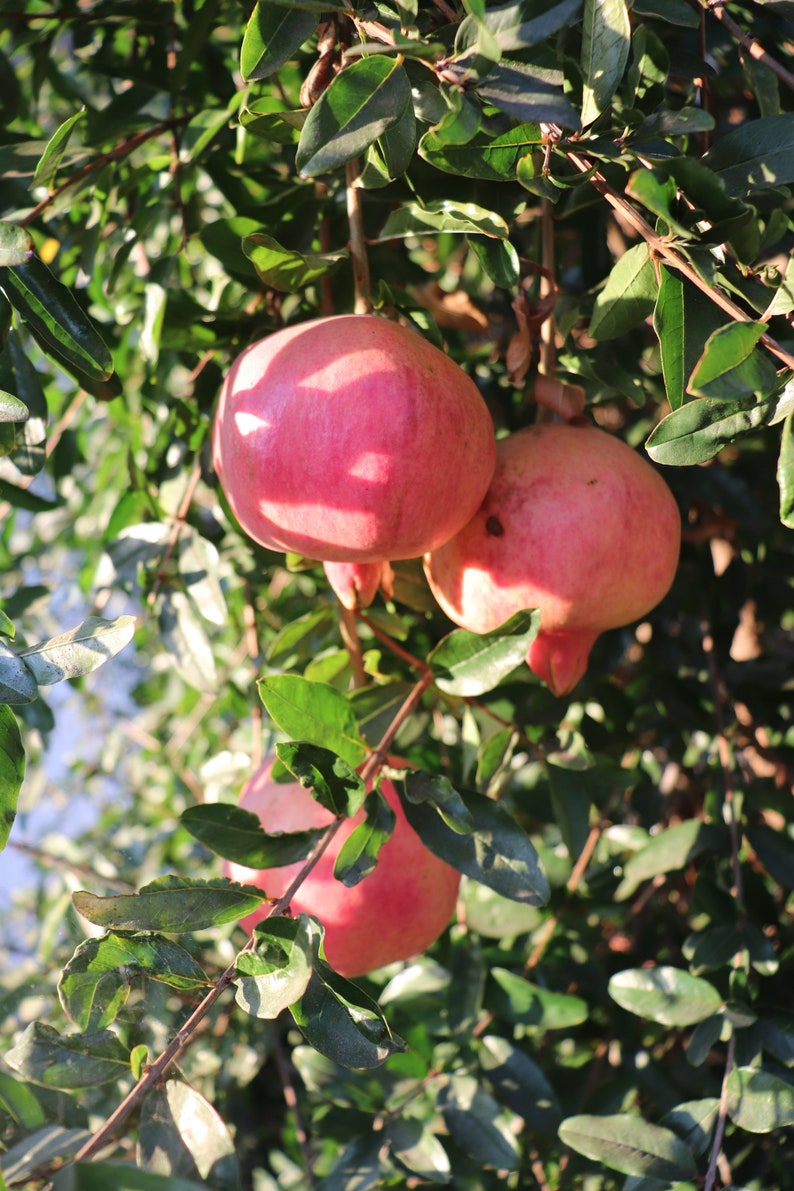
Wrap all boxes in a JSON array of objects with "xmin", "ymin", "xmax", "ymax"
[
  {"xmin": 240, "ymin": 2, "xmax": 317, "ymax": 81},
  {"xmin": 295, "ymin": 57, "xmax": 412, "ymax": 177},
  {"xmin": 615, "ymin": 820, "xmax": 725, "ymax": 899},
  {"xmin": 645, "ymin": 383, "xmax": 794, "ymax": 466},
  {"xmin": 58, "ymin": 933, "xmax": 210, "ymax": 1032},
  {"xmin": 0, "ymin": 389, "xmax": 29, "ymax": 422},
  {"xmin": 558, "ymin": 1113, "xmax": 697, "ymax": 1179},
  {"xmin": 5, "ymin": 1022, "xmax": 129, "ymax": 1089},
  {"xmin": 0, "ymin": 1070, "xmax": 46, "ymax": 1130},
  {"xmin": 290, "ymin": 959, "xmax": 405, "ymax": 1068},
  {"xmin": 688, "ymin": 321, "xmax": 777, "ymax": 400},
  {"xmin": 72, "ymin": 876, "xmax": 267, "ymax": 933},
  {"xmin": 427, "ymin": 609, "xmax": 540, "ymax": 696},
  {"xmin": 0, "ymin": 704, "xmax": 24, "ymax": 852},
  {"xmin": 479, "ymin": 1034, "xmax": 562, "ymax": 1131},
  {"xmin": 726, "ymin": 1066, "xmax": 794, "ymax": 1132},
  {"xmin": 580, "ymin": 0, "xmax": 631, "ymax": 126},
  {"xmin": 609, "ymin": 966, "xmax": 723, "ymax": 1026},
  {"xmin": 159, "ymin": 588, "xmax": 217, "ymax": 693},
  {"xmin": 181, "ymin": 802, "xmax": 324, "ymax": 868},
  {"xmin": 438, "ymin": 1074, "xmax": 520, "ymax": 1171},
  {"xmin": 333, "ymin": 787, "xmax": 395, "ymax": 887},
  {"xmin": 138, "ymin": 1080, "xmax": 240, "ymax": 1189},
  {"xmin": 378, "ymin": 199, "xmax": 510, "ymax": 242},
  {"xmin": 401, "ymin": 778, "xmax": 549, "ymax": 905},
  {"xmin": 653, "ymin": 267, "xmax": 726, "ymax": 411},
  {"xmin": 660, "ymin": 1099, "xmax": 720, "ymax": 1157},
  {"xmin": 489, "ymin": 967, "xmax": 589, "ymax": 1029},
  {"xmin": 235, "ymin": 914, "xmax": 315, "ymax": 1018},
  {"xmin": 480, "ymin": 0, "xmax": 583, "ymax": 51},
  {"xmin": 0, "ymin": 641, "xmax": 38, "ymax": 704},
  {"xmin": 0, "ymin": 223, "xmax": 33, "ymax": 268},
  {"xmin": 474, "ymin": 61, "xmax": 579, "ymax": 129},
  {"xmin": 402, "ymin": 771, "xmax": 474, "ymax": 834},
  {"xmin": 589, "ymin": 244, "xmax": 658, "ymax": 340},
  {"xmin": 34, "ymin": 106, "xmax": 86, "ymax": 188},
  {"xmin": 66, "ymin": 1163, "xmax": 209, "ymax": 1191},
  {"xmin": 386, "ymin": 1117, "xmax": 451, "ymax": 1184},
  {"xmin": 276, "ymin": 740, "xmax": 366, "ymax": 817},
  {"xmin": 258, "ymin": 675, "xmax": 368, "ymax": 767},
  {"xmin": 19, "ymin": 614, "xmax": 135, "ymax": 685},
  {"xmin": 419, "ymin": 122, "xmax": 543, "ymax": 181},
  {"xmin": 469, "ymin": 235, "xmax": 520, "ymax": 288},
  {"xmin": 242, "ymin": 232, "xmax": 347, "ymax": 293},
  {"xmin": 0, "ymin": 1126, "xmax": 91, "ymax": 1188},
  {"xmin": 703, "ymin": 112, "xmax": 794, "ymax": 194},
  {"xmin": 626, "ymin": 169, "xmax": 691, "ymax": 238},
  {"xmin": 0, "ymin": 255, "xmax": 113, "ymax": 381}
]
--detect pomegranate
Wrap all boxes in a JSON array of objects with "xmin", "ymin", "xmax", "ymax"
[
  {"xmin": 212, "ymin": 314, "xmax": 496, "ymax": 608},
  {"xmin": 225, "ymin": 758, "xmax": 461, "ymax": 978},
  {"xmin": 423, "ymin": 421, "xmax": 681, "ymax": 697}
]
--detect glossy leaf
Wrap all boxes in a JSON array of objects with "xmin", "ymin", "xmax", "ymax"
[
  {"xmin": 5, "ymin": 1022, "xmax": 129, "ymax": 1089},
  {"xmin": 401, "ymin": 778, "xmax": 549, "ymax": 905},
  {"xmin": 333, "ymin": 787, "xmax": 395, "ymax": 886},
  {"xmin": 580, "ymin": 0, "xmax": 630, "ymax": 126},
  {"xmin": 290, "ymin": 962, "xmax": 405, "ymax": 1068},
  {"xmin": 235, "ymin": 914, "xmax": 315, "ymax": 1018},
  {"xmin": 0, "ymin": 389, "xmax": 28, "ymax": 423},
  {"xmin": 427, "ymin": 609, "xmax": 540, "ymax": 696},
  {"xmin": 242, "ymin": 232, "xmax": 347, "ymax": 293},
  {"xmin": 0, "ymin": 256, "xmax": 113, "ymax": 381},
  {"xmin": 653, "ymin": 267, "xmax": 726, "ymax": 410},
  {"xmin": 558, "ymin": 1113, "xmax": 697, "ymax": 1179},
  {"xmin": 726, "ymin": 1066, "xmax": 794, "ymax": 1132},
  {"xmin": 276, "ymin": 740, "xmax": 366, "ymax": 817},
  {"xmin": 420, "ymin": 122, "xmax": 543, "ymax": 180},
  {"xmin": 0, "ymin": 704, "xmax": 24, "ymax": 852},
  {"xmin": 58, "ymin": 933, "xmax": 210, "ymax": 1032},
  {"xmin": 378, "ymin": 199, "xmax": 510, "ymax": 242},
  {"xmin": 688, "ymin": 321, "xmax": 777, "ymax": 400},
  {"xmin": 659, "ymin": 1099, "xmax": 720, "ymax": 1157},
  {"xmin": 403, "ymin": 771, "xmax": 473, "ymax": 834},
  {"xmin": 240, "ymin": 2, "xmax": 317, "ymax": 81},
  {"xmin": 72, "ymin": 877, "xmax": 267, "ymax": 932},
  {"xmin": 34, "ymin": 106, "xmax": 86, "ymax": 188},
  {"xmin": 645, "ymin": 385, "xmax": 794, "ymax": 466},
  {"xmin": 480, "ymin": 0, "xmax": 583, "ymax": 51},
  {"xmin": 67, "ymin": 1163, "xmax": 208, "ymax": 1191},
  {"xmin": 589, "ymin": 244, "xmax": 658, "ymax": 339},
  {"xmin": 438, "ymin": 1074, "xmax": 520, "ymax": 1171},
  {"xmin": 703, "ymin": 112, "xmax": 794, "ymax": 194},
  {"xmin": 138, "ymin": 1080, "xmax": 240, "ymax": 1188},
  {"xmin": 259, "ymin": 675, "xmax": 368, "ymax": 767},
  {"xmin": 19, "ymin": 614, "xmax": 135, "ymax": 686},
  {"xmin": 489, "ymin": 967, "xmax": 588, "ymax": 1029},
  {"xmin": 295, "ymin": 56, "xmax": 412, "ymax": 177},
  {"xmin": 181, "ymin": 801, "xmax": 325, "ymax": 868},
  {"xmin": 609, "ymin": 966, "xmax": 723, "ymax": 1026}
]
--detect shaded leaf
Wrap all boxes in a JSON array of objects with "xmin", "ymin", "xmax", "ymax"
[
  {"xmin": 420, "ymin": 122, "xmax": 543, "ymax": 181},
  {"xmin": 402, "ymin": 771, "xmax": 473, "ymax": 834},
  {"xmin": 0, "ymin": 1126, "xmax": 90, "ymax": 1187},
  {"xmin": 438, "ymin": 1074, "xmax": 520, "ymax": 1171},
  {"xmin": 0, "ymin": 642, "xmax": 38, "ymax": 704},
  {"xmin": 475, "ymin": 60, "xmax": 579, "ymax": 128},
  {"xmin": 401, "ymin": 777, "xmax": 549, "ymax": 905},
  {"xmin": 615, "ymin": 820, "xmax": 725, "ymax": 899},
  {"xmin": 777, "ymin": 411, "xmax": 794, "ymax": 527},
  {"xmin": 240, "ymin": 3, "xmax": 317, "ymax": 82},
  {"xmin": 703, "ymin": 112, "xmax": 794, "ymax": 194},
  {"xmin": 259, "ymin": 675, "xmax": 368, "ymax": 767},
  {"xmin": 645, "ymin": 384, "xmax": 794, "ymax": 466},
  {"xmin": 138, "ymin": 1081, "xmax": 240, "ymax": 1189},
  {"xmin": 291, "ymin": 960, "xmax": 405, "ymax": 1068},
  {"xmin": 181, "ymin": 802, "xmax": 325, "ymax": 868},
  {"xmin": 0, "ymin": 704, "xmax": 24, "ymax": 852},
  {"xmin": 688, "ymin": 321, "xmax": 776, "ymax": 400},
  {"xmin": 427, "ymin": 609, "xmax": 540, "ymax": 696},
  {"xmin": 276, "ymin": 740, "xmax": 366, "ymax": 817},
  {"xmin": 653, "ymin": 267, "xmax": 726, "ymax": 410},
  {"xmin": 5, "ymin": 1022, "xmax": 129, "ymax": 1089},
  {"xmin": 159, "ymin": 588, "xmax": 217, "ymax": 693},
  {"xmin": 580, "ymin": 0, "xmax": 630, "ymax": 126},
  {"xmin": 479, "ymin": 1034, "xmax": 562, "ymax": 1131},
  {"xmin": 20, "ymin": 614, "xmax": 135, "ymax": 685},
  {"xmin": 726, "ymin": 1066, "xmax": 794, "ymax": 1132},
  {"xmin": 386, "ymin": 1117, "xmax": 451, "ymax": 1184},
  {"xmin": 34, "ymin": 106, "xmax": 86, "ymax": 188},
  {"xmin": 0, "ymin": 1070, "xmax": 46, "ymax": 1130},
  {"xmin": 589, "ymin": 244, "xmax": 658, "ymax": 339},
  {"xmin": 66, "ymin": 1163, "xmax": 208, "ymax": 1191},
  {"xmin": 609, "ymin": 966, "xmax": 723, "ymax": 1026},
  {"xmin": 72, "ymin": 876, "xmax": 267, "ymax": 933},
  {"xmin": 489, "ymin": 967, "xmax": 588, "ymax": 1029},
  {"xmin": 558, "ymin": 1113, "xmax": 697, "ymax": 1179}
]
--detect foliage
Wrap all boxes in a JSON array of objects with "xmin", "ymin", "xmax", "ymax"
[{"xmin": 0, "ymin": 1, "xmax": 793, "ymax": 1189}]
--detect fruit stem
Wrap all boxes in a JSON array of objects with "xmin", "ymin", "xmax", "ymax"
[
  {"xmin": 345, "ymin": 158, "xmax": 373, "ymax": 314},
  {"xmin": 535, "ymin": 197, "xmax": 557, "ymax": 425},
  {"xmin": 339, "ymin": 604, "xmax": 367, "ymax": 689}
]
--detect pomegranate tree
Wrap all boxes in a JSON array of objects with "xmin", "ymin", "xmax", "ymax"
[
  {"xmin": 225, "ymin": 758, "xmax": 461, "ymax": 979},
  {"xmin": 212, "ymin": 313, "xmax": 496, "ymax": 609},
  {"xmin": 424, "ymin": 421, "xmax": 681, "ymax": 697}
]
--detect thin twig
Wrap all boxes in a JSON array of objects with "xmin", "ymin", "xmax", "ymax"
[
  {"xmin": 345, "ymin": 159, "xmax": 373, "ymax": 315},
  {"xmin": 704, "ymin": 1033, "xmax": 737, "ymax": 1191},
  {"xmin": 271, "ymin": 1032, "xmax": 318, "ymax": 1187},
  {"xmin": 702, "ymin": 0, "xmax": 794, "ymax": 91},
  {"xmin": 147, "ymin": 460, "xmax": 202, "ymax": 608},
  {"xmin": 339, "ymin": 604, "xmax": 368, "ymax": 689}
]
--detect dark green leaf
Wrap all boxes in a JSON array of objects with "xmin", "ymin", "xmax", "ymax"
[
  {"xmin": 1, "ymin": 256, "xmax": 113, "ymax": 381},
  {"xmin": 0, "ymin": 1126, "xmax": 91, "ymax": 1187},
  {"xmin": 386, "ymin": 1117, "xmax": 451, "ymax": 1183},
  {"xmin": 427, "ymin": 609, "xmax": 540, "ymax": 696},
  {"xmin": 67, "ymin": 1163, "xmax": 208, "ymax": 1191},
  {"xmin": 438, "ymin": 1074, "xmax": 520, "ymax": 1170},
  {"xmin": 20, "ymin": 614, "xmax": 135, "ymax": 685},
  {"xmin": 615, "ymin": 821, "xmax": 725, "ymax": 899},
  {"xmin": 645, "ymin": 384, "xmax": 793, "ymax": 466},
  {"xmin": 469, "ymin": 235, "xmax": 520, "ymax": 288},
  {"xmin": 259, "ymin": 675, "xmax": 368, "ymax": 767},
  {"xmin": 475, "ymin": 61, "xmax": 579, "ymax": 129},
  {"xmin": 295, "ymin": 57, "xmax": 412, "ymax": 177},
  {"xmin": 726, "ymin": 1066, "xmax": 794, "ymax": 1132},
  {"xmin": 235, "ymin": 914, "xmax": 315, "ymax": 1018},
  {"xmin": 276, "ymin": 740, "xmax": 366, "ymax": 816},
  {"xmin": 688, "ymin": 321, "xmax": 777, "ymax": 400},
  {"xmin": 746, "ymin": 821, "xmax": 794, "ymax": 888},
  {"xmin": 489, "ymin": 967, "xmax": 588, "ymax": 1029},
  {"xmin": 589, "ymin": 244, "xmax": 658, "ymax": 339},
  {"xmin": 403, "ymin": 771, "xmax": 474, "ymax": 834},
  {"xmin": 4, "ymin": 1022, "xmax": 129, "ymax": 1089},
  {"xmin": 182, "ymin": 801, "xmax": 323, "ymax": 868},
  {"xmin": 138, "ymin": 1081, "xmax": 240, "ymax": 1190},
  {"xmin": 480, "ymin": 0, "xmax": 582, "ymax": 51},
  {"xmin": 479, "ymin": 1034, "xmax": 562, "ymax": 1131},
  {"xmin": 546, "ymin": 756, "xmax": 593, "ymax": 861},
  {"xmin": 240, "ymin": 2, "xmax": 317, "ymax": 81},
  {"xmin": 58, "ymin": 933, "xmax": 210, "ymax": 1032},
  {"xmin": 703, "ymin": 112, "xmax": 794, "ymax": 194},
  {"xmin": 72, "ymin": 877, "xmax": 267, "ymax": 932},
  {"xmin": 580, "ymin": 0, "xmax": 630, "ymax": 126},
  {"xmin": 660, "ymin": 1099, "xmax": 720, "ymax": 1157},
  {"xmin": 290, "ymin": 960, "xmax": 405, "ymax": 1068},
  {"xmin": 242, "ymin": 232, "xmax": 347, "ymax": 293},
  {"xmin": 401, "ymin": 779, "xmax": 549, "ymax": 905},
  {"xmin": 653, "ymin": 267, "xmax": 726, "ymax": 410},
  {"xmin": 609, "ymin": 966, "xmax": 723, "ymax": 1026},
  {"xmin": 378, "ymin": 199, "xmax": 510, "ymax": 242},
  {"xmin": 34, "ymin": 106, "xmax": 86, "ymax": 188},
  {"xmin": 0, "ymin": 1070, "xmax": 46, "ymax": 1130},
  {"xmin": 333, "ymin": 787, "xmax": 395, "ymax": 886},
  {"xmin": 0, "ymin": 704, "xmax": 24, "ymax": 851},
  {"xmin": 558, "ymin": 1113, "xmax": 697, "ymax": 1179},
  {"xmin": 419, "ymin": 122, "xmax": 543, "ymax": 181}
]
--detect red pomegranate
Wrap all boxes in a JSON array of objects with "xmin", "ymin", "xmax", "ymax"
[
  {"xmin": 212, "ymin": 314, "xmax": 496, "ymax": 608},
  {"xmin": 225, "ymin": 758, "xmax": 461, "ymax": 978},
  {"xmin": 424, "ymin": 421, "xmax": 681, "ymax": 697}
]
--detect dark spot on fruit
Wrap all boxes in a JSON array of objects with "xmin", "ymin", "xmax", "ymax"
[
  {"xmin": 486, "ymin": 515, "xmax": 504, "ymax": 537},
  {"xmin": 586, "ymin": 478, "xmax": 598, "ymax": 485}
]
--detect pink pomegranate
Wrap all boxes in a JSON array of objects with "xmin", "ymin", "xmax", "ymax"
[
  {"xmin": 212, "ymin": 314, "xmax": 496, "ymax": 608},
  {"xmin": 225, "ymin": 758, "xmax": 461, "ymax": 978},
  {"xmin": 424, "ymin": 421, "xmax": 681, "ymax": 697}
]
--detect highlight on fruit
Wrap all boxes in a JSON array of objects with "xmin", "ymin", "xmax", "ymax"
[
  {"xmin": 224, "ymin": 756, "xmax": 462, "ymax": 979},
  {"xmin": 424, "ymin": 420, "xmax": 682, "ymax": 697},
  {"xmin": 212, "ymin": 313, "xmax": 496, "ymax": 610}
]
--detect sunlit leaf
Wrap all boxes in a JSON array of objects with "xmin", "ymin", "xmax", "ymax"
[
  {"xmin": 73, "ymin": 877, "xmax": 267, "ymax": 932},
  {"xmin": 259, "ymin": 675, "xmax": 368, "ymax": 767},
  {"xmin": 235, "ymin": 914, "xmax": 314, "ymax": 1018},
  {"xmin": 276, "ymin": 740, "xmax": 366, "ymax": 817},
  {"xmin": 138, "ymin": 1080, "xmax": 240, "ymax": 1188},
  {"xmin": 427, "ymin": 609, "xmax": 540, "ymax": 696},
  {"xmin": 0, "ymin": 223, "xmax": 33, "ymax": 268},
  {"xmin": 0, "ymin": 704, "xmax": 24, "ymax": 852},
  {"xmin": 489, "ymin": 967, "xmax": 588, "ymax": 1029},
  {"xmin": 703, "ymin": 112, "xmax": 794, "ymax": 194},
  {"xmin": 726, "ymin": 1066, "xmax": 794, "ymax": 1132},
  {"xmin": 580, "ymin": 0, "xmax": 630, "ymax": 126},
  {"xmin": 242, "ymin": 233, "xmax": 347, "ymax": 292},
  {"xmin": 34, "ymin": 106, "xmax": 86, "ymax": 188},
  {"xmin": 19, "ymin": 615, "xmax": 135, "ymax": 686},
  {"xmin": 378, "ymin": 199, "xmax": 510, "ymax": 241},
  {"xmin": 608, "ymin": 966, "xmax": 723, "ymax": 1026},
  {"xmin": 240, "ymin": 2, "xmax": 317, "ymax": 81},
  {"xmin": 5, "ymin": 1022, "xmax": 129, "ymax": 1089},
  {"xmin": 589, "ymin": 244, "xmax": 658, "ymax": 339}
]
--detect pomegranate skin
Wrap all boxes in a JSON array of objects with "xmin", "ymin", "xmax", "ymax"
[
  {"xmin": 424, "ymin": 422, "xmax": 681, "ymax": 696},
  {"xmin": 212, "ymin": 315, "xmax": 496, "ymax": 579},
  {"xmin": 225, "ymin": 759, "xmax": 461, "ymax": 979}
]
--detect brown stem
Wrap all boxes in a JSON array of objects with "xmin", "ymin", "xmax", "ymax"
[
  {"xmin": 345, "ymin": 159, "xmax": 373, "ymax": 315},
  {"xmin": 704, "ymin": 1033, "xmax": 737, "ymax": 1191},
  {"xmin": 564, "ymin": 147, "xmax": 794, "ymax": 372},
  {"xmin": 339, "ymin": 604, "xmax": 368, "ymax": 689},
  {"xmin": 538, "ymin": 198, "xmax": 557, "ymax": 379},
  {"xmin": 702, "ymin": 0, "xmax": 794, "ymax": 91}
]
